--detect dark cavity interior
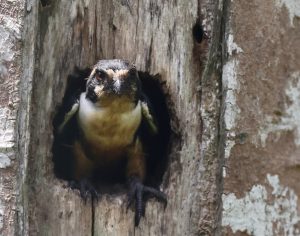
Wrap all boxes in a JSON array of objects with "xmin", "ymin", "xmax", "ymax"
[
  {"xmin": 52, "ymin": 69, "xmax": 171, "ymax": 194},
  {"xmin": 40, "ymin": 0, "xmax": 51, "ymax": 7},
  {"xmin": 192, "ymin": 21, "xmax": 205, "ymax": 43}
]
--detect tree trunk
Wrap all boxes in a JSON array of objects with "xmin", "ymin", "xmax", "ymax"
[
  {"xmin": 1, "ymin": 0, "xmax": 299, "ymax": 235},
  {"xmin": 221, "ymin": 1, "xmax": 300, "ymax": 235}
]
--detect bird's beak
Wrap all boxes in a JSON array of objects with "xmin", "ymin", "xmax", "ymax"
[{"xmin": 113, "ymin": 79, "xmax": 121, "ymax": 94}]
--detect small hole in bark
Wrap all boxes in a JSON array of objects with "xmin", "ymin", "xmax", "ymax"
[
  {"xmin": 40, "ymin": 0, "xmax": 51, "ymax": 7},
  {"xmin": 192, "ymin": 22, "xmax": 205, "ymax": 43},
  {"xmin": 52, "ymin": 68, "xmax": 171, "ymax": 193}
]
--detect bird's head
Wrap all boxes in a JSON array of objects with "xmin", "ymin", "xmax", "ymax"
[{"xmin": 85, "ymin": 60, "xmax": 140, "ymax": 105}]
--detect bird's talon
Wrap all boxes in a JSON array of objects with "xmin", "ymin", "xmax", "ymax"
[
  {"xmin": 127, "ymin": 177, "xmax": 167, "ymax": 226},
  {"xmin": 68, "ymin": 179, "xmax": 99, "ymax": 202}
]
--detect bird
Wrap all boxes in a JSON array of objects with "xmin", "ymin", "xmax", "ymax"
[{"xmin": 52, "ymin": 59, "xmax": 168, "ymax": 226}]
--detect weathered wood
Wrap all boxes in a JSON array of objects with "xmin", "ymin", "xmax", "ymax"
[
  {"xmin": 0, "ymin": 0, "xmax": 23, "ymax": 235},
  {"xmin": 221, "ymin": 0, "xmax": 300, "ymax": 235},
  {"xmin": 2, "ymin": 0, "xmax": 299, "ymax": 235},
  {"xmin": 18, "ymin": 0, "xmax": 223, "ymax": 235}
]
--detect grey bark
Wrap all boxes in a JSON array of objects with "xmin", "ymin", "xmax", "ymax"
[
  {"xmin": 221, "ymin": 0, "xmax": 300, "ymax": 235},
  {"xmin": 1, "ymin": 0, "xmax": 299, "ymax": 235},
  {"xmin": 18, "ymin": 0, "xmax": 224, "ymax": 235},
  {"xmin": 0, "ymin": 0, "xmax": 23, "ymax": 235}
]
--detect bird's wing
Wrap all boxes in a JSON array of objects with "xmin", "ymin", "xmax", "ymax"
[
  {"xmin": 140, "ymin": 94, "xmax": 158, "ymax": 136},
  {"xmin": 57, "ymin": 95, "xmax": 80, "ymax": 134},
  {"xmin": 54, "ymin": 67, "xmax": 91, "ymax": 135}
]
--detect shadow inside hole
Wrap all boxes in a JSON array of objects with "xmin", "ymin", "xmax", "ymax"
[
  {"xmin": 40, "ymin": 0, "xmax": 51, "ymax": 7},
  {"xmin": 192, "ymin": 21, "xmax": 206, "ymax": 44},
  {"xmin": 52, "ymin": 69, "xmax": 171, "ymax": 194},
  {"xmin": 138, "ymin": 71, "xmax": 171, "ymax": 188}
]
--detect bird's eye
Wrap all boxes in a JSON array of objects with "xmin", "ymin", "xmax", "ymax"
[{"xmin": 95, "ymin": 69, "xmax": 107, "ymax": 80}]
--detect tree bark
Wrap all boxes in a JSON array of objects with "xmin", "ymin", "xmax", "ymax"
[
  {"xmin": 1, "ymin": 0, "xmax": 300, "ymax": 235},
  {"xmin": 221, "ymin": 0, "xmax": 300, "ymax": 235},
  {"xmin": 0, "ymin": 0, "xmax": 23, "ymax": 235},
  {"xmin": 18, "ymin": 0, "xmax": 224, "ymax": 235}
]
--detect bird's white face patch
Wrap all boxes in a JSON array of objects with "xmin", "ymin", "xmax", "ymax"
[
  {"xmin": 105, "ymin": 69, "xmax": 129, "ymax": 79},
  {"xmin": 94, "ymin": 85, "xmax": 104, "ymax": 97}
]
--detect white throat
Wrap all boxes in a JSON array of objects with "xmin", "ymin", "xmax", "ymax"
[{"xmin": 77, "ymin": 92, "xmax": 142, "ymax": 148}]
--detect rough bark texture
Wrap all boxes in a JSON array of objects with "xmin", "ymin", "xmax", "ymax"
[
  {"xmin": 10, "ymin": 0, "xmax": 222, "ymax": 235},
  {"xmin": 0, "ymin": 0, "xmax": 23, "ymax": 235},
  {"xmin": 221, "ymin": 0, "xmax": 300, "ymax": 235},
  {"xmin": 18, "ymin": 0, "xmax": 223, "ymax": 235},
  {"xmin": 1, "ymin": 0, "xmax": 300, "ymax": 235}
]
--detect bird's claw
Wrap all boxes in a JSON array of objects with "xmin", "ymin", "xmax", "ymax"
[
  {"xmin": 69, "ymin": 179, "xmax": 100, "ymax": 202},
  {"xmin": 127, "ymin": 176, "xmax": 167, "ymax": 226}
]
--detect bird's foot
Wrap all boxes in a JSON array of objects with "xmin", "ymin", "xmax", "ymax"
[
  {"xmin": 69, "ymin": 179, "xmax": 99, "ymax": 202},
  {"xmin": 127, "ymin": 176, "xmax": 167, "ymax": 226}
]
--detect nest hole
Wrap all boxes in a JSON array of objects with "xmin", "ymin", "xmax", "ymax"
[{"xmin": 52, "ymin": 68, "xmax": 171, "ymax": 194}]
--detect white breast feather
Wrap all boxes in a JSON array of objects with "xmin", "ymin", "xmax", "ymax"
[{"xmin": 78, "ymin": 93, "xmax": 142, "ymax": 148}]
